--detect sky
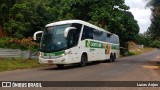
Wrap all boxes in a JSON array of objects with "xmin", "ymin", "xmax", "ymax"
[{"xmin": 125, "ymin": 0, "xmax": 151, "ymax": 33}]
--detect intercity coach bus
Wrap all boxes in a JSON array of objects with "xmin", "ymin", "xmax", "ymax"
[{"xmin": 33, "ymin": 20, "xmax": 120, "ymax": 68}]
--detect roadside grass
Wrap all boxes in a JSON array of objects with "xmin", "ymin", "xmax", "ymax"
[
  {"xmin": 0, "ymin": 58, "xmax": 49, "ymax": 72},
  {"xmin": 129, "ymin": 48, "xmax": 155, "ymax": 56}
]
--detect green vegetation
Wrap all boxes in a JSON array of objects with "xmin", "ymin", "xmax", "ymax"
[
  {"xmin": 151, "ymin": 40, "xmax": 160, "ymax": 48},
  {"xmin": 0, "ymin": 37, "xmax": 39, "ymax": 50},
  {"xmin": 0, "ymin": 58, "xmax": 49, "ymax": 72},
  {"xmin": 144, "ymin": 0, "xmax": 160, "ymax": 48},
  {"xmin": 0, "ymin": 0, "xmax": 159, "ymax": 52},
  {"xmin": 130, "ymin": 0, "xmax": 160, "ymax": 49},
  {"xmin": 135, "ymin": 33, "xmax": 160, "ymax": 49},
  {"xmin": 0, "ymin": 0, "xmax": 139, "ymax": 50},
  {"xmin": 135, "ymin": 34, "xmax": 152, "ymax": 47},
  {"xmin": 146, "ymin": 0, "xmax": 160, "ymax": 40}
]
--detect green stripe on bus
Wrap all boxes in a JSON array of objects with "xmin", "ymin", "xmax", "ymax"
[
  {"xmin": 106, "ymin": 44, "xmax": 108, "ymax": 49},
  {"xmin": 105, "ymin": 49, "xmax": 107, "ymax": 54},
  {"xmin": 85, "ymin": 40, "xmax": 119, "ymax": 50},
  {"xmin": 86, "ymin": 40, "xmax": 89, "ymax": 47},
  {"xmin": 43, "ymin": 51, "xmax": 65, "ymax": 56}
]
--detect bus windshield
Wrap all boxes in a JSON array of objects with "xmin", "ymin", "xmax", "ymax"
[{"xmin": 40, "ymin": 24, "xmax": 71, "ymax": 52}]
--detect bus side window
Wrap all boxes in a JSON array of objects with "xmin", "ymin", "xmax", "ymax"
[
  {"xmin": 110, "ymin": 35, "xmax": 115, "ymax": 44},
  {"xmin": 81, "ymin": 26, "xmax": 93, "ymax": 40},
  {"xmin": 105, "ymin": 33, "xmax": 110, "ymax": 42},
  {"xmin": 109, "ymin": 35, "xmax": 119, "ymax": 44},
  {"xmin": 101, "ymin": 32, "xmax": 106, "ymax": 42},
  {"xmin": 93, "ymin": 29, "xmax": 104, "ymax": 41},
  {"xmin": 115, "ymin": 36, "xmax": 119, "ymax": 44}
]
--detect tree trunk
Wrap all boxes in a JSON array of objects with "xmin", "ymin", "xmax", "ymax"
[{"xmin": 0, "ymin": 24, "xmax": 5, "ymax": 37}]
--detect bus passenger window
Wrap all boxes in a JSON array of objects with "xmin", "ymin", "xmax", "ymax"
[{"xmin": 81, "ymin": 26, "xmax": 93, "ymax": 40}]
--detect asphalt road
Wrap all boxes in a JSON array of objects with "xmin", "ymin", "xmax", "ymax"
[{"xmin": 0, "ymin": 49, "xmax": 160, "ymax": 90}]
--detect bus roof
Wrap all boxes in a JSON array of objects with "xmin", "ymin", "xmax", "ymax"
[{"xmin": 46, "ymin": 20, "xmax": 115, "ymax": 35}]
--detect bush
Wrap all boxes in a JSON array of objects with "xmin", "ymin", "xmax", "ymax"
[
  {"xmin": 151, "ymin": 40, "xmax": 160, "ymax": 48},
  {"xmin": 0, "ymin": 37, "xmax": 12, "ymax": 48},
  {"xmin": 0, "ymin": 37, "xmax": 39, "ymax": 51}
]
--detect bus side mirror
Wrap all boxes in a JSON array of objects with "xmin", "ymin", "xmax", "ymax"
[
  {"xmin": 33, "ymin": 31, "xmax": 43, "ymax": 42},
  {"xmin": 64, "ymin": 27, "xmax": 76, "ymax": 38}
]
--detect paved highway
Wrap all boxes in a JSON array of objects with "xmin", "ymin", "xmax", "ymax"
[{"xmin": 0, "ymin": 49, "xmax": 160, "ymax": 90}]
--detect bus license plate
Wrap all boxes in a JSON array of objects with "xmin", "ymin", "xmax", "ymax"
[{"xmin": 48, "ymin": 60, "xmax": 53, "ymax": 64}]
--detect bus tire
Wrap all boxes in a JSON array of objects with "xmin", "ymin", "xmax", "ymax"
[
  {"xmin": 79, "ymin": 54, "xmax": 87, "ymax": 67},
  {"xmin": 56, "ymin": 64, "xmax": 64, "ymax": 69},
  {"xmin": 113, "ymin": 53, "xmax": 116, "ymax": 62},
  {"xmin": 109, "ymin": 53, "xmax": 114, "ymax": 62}
]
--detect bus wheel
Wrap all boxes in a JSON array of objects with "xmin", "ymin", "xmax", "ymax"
[
  {"xmin": 56, "ymin": 64, "xmax": 64, "ymax": 69},
  {"xmin": 113, "ymin": 53, "xmax": 116, "ymax": 62},
  {"xmin": 109, "ymin": 54, "xmax": 114, "ymax": 62},
  {"xmin": 80, "ymin": 54, "xmax": 87, "ymax": 67}
]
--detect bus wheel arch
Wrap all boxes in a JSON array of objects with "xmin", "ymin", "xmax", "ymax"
[{"xmin": 79, "ymin": 52, "xmax": 88, "ymax": 67}]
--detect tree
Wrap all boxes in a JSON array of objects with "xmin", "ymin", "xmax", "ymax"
[
  {"xmin": 62, "ymin": 0, "xmax": 139, "ymax": 47},
  {"xmin": 135, "ymin": 33, "xmax": 152, "ymax": 47},
  {"xmin": 0, "ymin": 0, "xmax": 17, "ymax": 37},
  {"xmin": 146, "ymin": 0, "xmax": 160, "ymax": 7},
  {"xmin": 0, "ymin": 0, "xmax": 17, "ymax": 24},
  {"xmin": 151, "ymin": 40, "xmax": 160, "ymax": 48},
  {"xmin": 146, "ymin": 0, "xmax": 160, "ymax": 40},
  {"xmin": 2, "ymin": 0, "xmax": 60, "ymax": 38},
  {"xmin": 0, "ymin": 0, "xmax": 140, "ymax": 49}
]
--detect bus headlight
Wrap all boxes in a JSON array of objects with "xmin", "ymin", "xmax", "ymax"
[
  {"xmin": 38, "ymin": 52, "xmax": 42, "ymax": 57},
  {"xmin": 61, "ymin": 50, "xmax": 71, "ymax": 57},
  {"xmin": 61, "ymin": 54, "xmax": 65, "ymax": 57},
  {"xmin": 65, "ymin": 50, "xmax": 71, "ymax": 55}
]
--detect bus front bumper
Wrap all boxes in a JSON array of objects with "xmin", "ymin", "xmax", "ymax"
[{"xmin": 39, "ymin": 56, "xmax": 68, "ymax": 64}]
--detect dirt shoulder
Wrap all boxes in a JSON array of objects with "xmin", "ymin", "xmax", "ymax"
[
  {"xmin": 156, "ymin": 56, "xmax": 160, "ymax": 74},
  {"xmin": 129, "ymin": 48, "xmax": 155, "ymax": 55}
]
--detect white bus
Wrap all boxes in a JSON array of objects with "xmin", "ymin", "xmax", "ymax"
[{"xmin": 33, "ymin": 20, "xmax": 120, "ymax": 68}]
